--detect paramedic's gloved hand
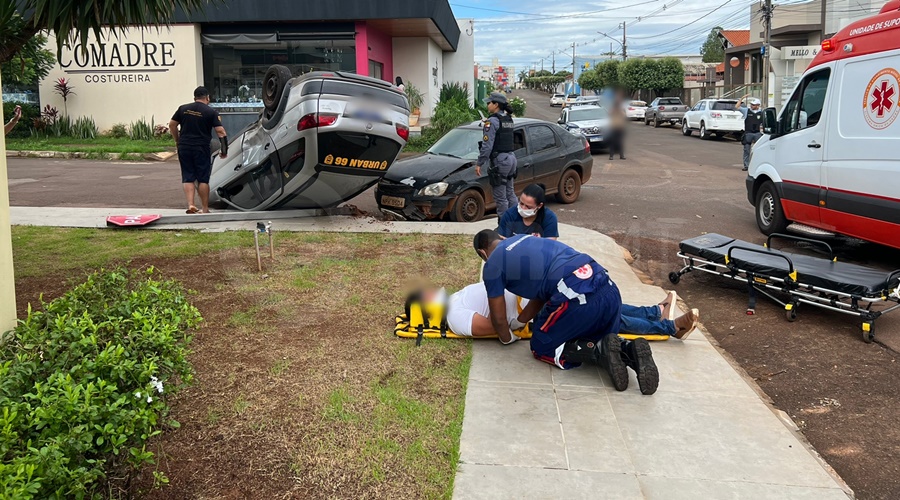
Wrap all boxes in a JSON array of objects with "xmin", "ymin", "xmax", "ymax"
[
  {"xmin": 509, "ymin": 318, "xmax": 527, "ymax": 332},
  {"xmin": 500, "ymin": 329, "xmax": 521, "ymax": 345}
]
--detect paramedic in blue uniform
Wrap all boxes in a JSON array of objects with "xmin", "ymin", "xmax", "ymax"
[
  {"xmin": 473, "ymin": 229, "xmax": 660, "ymax": 395},
  {"xmin": 475, "ymin": 92, "xmax": 518, "ymax": 216},
  {"xmin": 735, "ymin": 95, "xmax": 763, "ymax": 171},
  {"xmin": 498, "ymin": 183, "xmax": 559, "ymax": 239}
]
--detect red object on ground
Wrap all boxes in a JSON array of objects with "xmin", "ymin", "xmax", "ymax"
[{"xmin": 106, "ymin": 214, "xmax": 162, "ymax": 227}]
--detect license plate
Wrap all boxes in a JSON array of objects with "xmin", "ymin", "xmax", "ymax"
[
  {"xmin": 381, "ymin": 195, "xmax": 406, "ymax": 208},
  {"xmin": 589, "ymin": 137, "xmax": 603, "ymax": 142},
  {"xmin": 346, "ymin": 103, "xmax": 385, "ymax": 122}
]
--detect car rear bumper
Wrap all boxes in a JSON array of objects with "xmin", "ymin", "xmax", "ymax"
[
  {"xmin": 706, "ymin": 122, "xmax": 743, "ymax": 132},
  {"xmin": 657, "ymin": 114, "xmax": 683, "ymax": 122}
]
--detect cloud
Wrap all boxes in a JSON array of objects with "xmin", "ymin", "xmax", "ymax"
[{"xmin": 452, "ymin": 0, "xmax": 754, "ymax": 68}]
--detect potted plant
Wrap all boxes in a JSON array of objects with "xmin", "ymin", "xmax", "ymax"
[{"xmin": 405, "ymin": 82, "xmax": 424, "ymax": 126}]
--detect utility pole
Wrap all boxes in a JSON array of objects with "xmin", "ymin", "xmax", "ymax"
[
  {"xmin": 621, "ymin": 21, "xmax": 627, "ymax": 61},
  {"xmin": 541, "ymin": 59, "xmax": 544, "ymax": 72},
  {"xmin": 552, "ymin": 52, "xmax": 555, "ymax": 73},
  {"xmin": 571, "ymin": 42, "xmax": 576, "ymax": 72},
  {"xmin": 762, "ymin": 0, "xmax": 773, "ymax": 107}
]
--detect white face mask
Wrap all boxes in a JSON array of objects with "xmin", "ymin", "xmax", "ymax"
[{"xmin": 518, "ymin": 206, "xmax": 537, "ymax": 218}]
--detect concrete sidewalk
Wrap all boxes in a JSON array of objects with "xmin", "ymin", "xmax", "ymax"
[{"xmin": 10, "ymin": 208, "xmax": 851, "ymax": 499}]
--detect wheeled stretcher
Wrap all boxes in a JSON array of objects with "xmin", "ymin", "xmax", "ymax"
[{"xmin": 669, "ymin": 233, "xmax": 900, "ymax": 343}]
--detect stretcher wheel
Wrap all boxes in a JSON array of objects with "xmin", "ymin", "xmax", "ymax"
[
  {"xmin": 785, "ymin": 309, "xmax": 797, "ymax": 322},
  {"xmin": 668, "ymin": 272, "xmax": 680, "ymax": 284},
  {"xmin": 862, "ymin": 322, "xmax": 875, "ymax": 344}
]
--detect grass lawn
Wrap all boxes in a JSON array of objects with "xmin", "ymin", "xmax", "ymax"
[
  {"xmin": 12, "ymin": 227, "xmax": 478, "ymax": 499},
  {"xmin": 6, "ymin": 136, "xmax": 174, "ymax": 154}
]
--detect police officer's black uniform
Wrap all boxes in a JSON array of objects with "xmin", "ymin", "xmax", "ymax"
[{"xmin": 477, "ymin": 92, "xmax": 518, "ymax": 215}]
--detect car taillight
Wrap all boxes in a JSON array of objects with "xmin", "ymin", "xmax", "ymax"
[
  {"xmin": 711, "ymin": 112, "xmax": 722, "ymax": 118},
  {"xmin": 297, "ymin": 113, "xmax": 338, "ymax": 131},
  {"xmin": 659, "ymin": 106, "xmax": 666, "ymax": 111},
  {"xmin": 396, "ymin": 123, "xmax": 410, "ymax": 141},
  {"xmin": 628, "ymin": 107, "xmax": 634, "ymax": 110},
  {"xmin": 583, "ymin": 136, "xmax": 590, "ymax": 153}
]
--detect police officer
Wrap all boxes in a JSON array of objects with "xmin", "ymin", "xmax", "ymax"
[
  {"xmin": 475, "ymin": 92, "xmax": 518, "ymax": 215},
  {"xmin": 736, "ymin": 95, "xmax": 763, "ymax": 171}
]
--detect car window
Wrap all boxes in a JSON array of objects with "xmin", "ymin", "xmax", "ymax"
[
  {"xmin": 568, "ymin": 108, "xmax": 608, "ymax": 121},
  {"xmin": 711, "ymin": 101, "xmax": 736, "ymax": 111},
  {"xmin": 427, "ymin": 127, "xmax": 483, "ymax": 159},
  {"xmin": 650, "ymin": 99, "xmax": 659, "ymax": 106},
  {"xmin": 660, "ymin": 98, "xmax": 681, "ymax": 105},
  {"xmin": 631, "ymin": 101, "xmax": 646, "ymax": 107},
  {"xmin": 526, "ymin": 125, "xmax": 558, "ymax": 153},
  {"xmin": 513, "ymin": 129, "xmax": 527, "ymax": 158},
  {"xmin": 780, "ymin": 68, "xmax": 830, "ymax": 134}
]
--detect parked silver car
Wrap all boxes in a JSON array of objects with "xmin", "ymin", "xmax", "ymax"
[
  {"xmin": 209, "ymin": 66, "xmax": 410, "ymax": 211},
  {"xmin": 557, "ymin": 104, "xmax": 610, "ymax": 151}
]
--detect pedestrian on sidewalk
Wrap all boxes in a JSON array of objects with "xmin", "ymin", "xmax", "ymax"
[
  {"xmin": 475, "ymin": 92, "xmax": 518, "ymax": 216},
  {"xmin": 608, "ymin": 93, "xmax": 627, "ymax": 161},
  {"xmin": 474, "ymin": 230, "xmax": 660, "ymax": 395},
  {"xmin": 736, "ymin": 95, "xmax": 763, "ymax": 171},
  {"xmin": 169, "ymin": 86, "xmax": 228, "ymax": 214}
]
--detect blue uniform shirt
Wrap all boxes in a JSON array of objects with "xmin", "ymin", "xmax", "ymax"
[
  {"xmin": 498, "ymin": 207, "xmax": 559, "ymax": 238},
  {"xmin": 483, "ymin": 234, "xmax": 596, "ymax": 301}
]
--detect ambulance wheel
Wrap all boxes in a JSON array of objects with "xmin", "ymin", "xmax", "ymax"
[
  {"xmin": 668, "ymin": 272, "xmax": 680, "ymax": 284},
  {"xmin": 681, "ymin": 121, "xmax": 691, "ymax": 136},
  {"xmin": 262, "ymin": 65, "xmax": 292, "ymax": 112},
  {"xmin": 755, "ymin": 180, "xmax": 789, "ymax": 235},
  {"xmin": 556, "ymin": 168, "xmax": 581, "ymax": 204},
  {"xmin": 451, "ymin": 189, "xmax": 485, "ymax": 222},
  {"xmin": 862, "ymin": 323, "xmax": 874, "ymax": 343}
]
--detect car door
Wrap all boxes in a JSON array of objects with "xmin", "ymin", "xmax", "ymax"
[
  {"xmin": 525, "ymin": 124, "xmax": 565, "ymax": 188},
  {"xmin": 512, "ymin": 126, "xmax": 533, "ymax": 192},
  {"xmin": 649, "ymin": 99, "xmax": 659, "ymax": 118},
  {"xmin": 769, "ymin": 67, "xmax": 831, "ymax": 225},
  {"xmin": 692, "ymin": 101, "xmax": 707, "ymax": 128}
]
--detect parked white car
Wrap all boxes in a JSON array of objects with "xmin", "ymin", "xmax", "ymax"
[
  {"xmin": 681, "ymin": 99, "xmax": 744, "ymax": 139},
  {"xmin": 550, "ymin": 93, "xmax": 566, "ymax": 106},
  {"xmin": 564, "ymin": 94, "xmax": 580, "ymax": 106},
  {"xmin": 623, "ymin": 100, "xmax": 646, "ymax": 120}
]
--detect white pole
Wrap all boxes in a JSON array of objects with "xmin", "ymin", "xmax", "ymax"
[{"xmin": 0, "ymin": 73, "xmax": 18, "ymax": 333}]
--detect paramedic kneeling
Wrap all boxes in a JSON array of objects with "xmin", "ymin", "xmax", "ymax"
[
  {"xmin": 169, "ymin": 86, "xmax": 228, "ymax": 214},
  {"xmin": 474, "ymin": 230, "xmax": 659, "ymax": 395},
  {"xmin": 498, "ymin": 183, "xmax": 559, "ymax": 239}
]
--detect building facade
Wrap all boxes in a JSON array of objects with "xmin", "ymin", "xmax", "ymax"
[{"xmin": 39, "ymin": 0, "xmax": 474, "ymax": 131}]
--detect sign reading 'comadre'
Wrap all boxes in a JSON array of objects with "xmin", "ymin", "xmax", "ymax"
[{"xmin": 60, "ymin": 41, "xmax": 176, "ymax": 83}]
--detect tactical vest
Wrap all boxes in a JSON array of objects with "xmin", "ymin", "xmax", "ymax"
[
  {"xmin": 745, "ymin": 109, "xmax": 763, "ymax": 133},
  {"xmin": 491, "ymin": 112, "xmax": 514, "ymax": 154}
]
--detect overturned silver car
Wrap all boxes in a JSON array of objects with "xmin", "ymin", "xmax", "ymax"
[{"xmin": 209, "ymin": 66, "xmax": 410, "ymax": 210}]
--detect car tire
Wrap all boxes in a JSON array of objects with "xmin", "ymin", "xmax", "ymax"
[
  {"xmin": 644, "ymin": 116, "xmax": 650, "ymax": 126},
  {"xmin": 450, "ymin": 189, "xmax": 485, "ymax": 222},
  {"xmin": 653, "ymin": 117, "xmax": 660, "ymax": 128},
  {"xmin": 262, "ymin": 65, "xmax": 292, "ymax": 112},
  {"xmin": 556, "ymin": 168, "xmax": 582, "ymax": 204},
  {"xmin": 699, "ymin": 122, "xmax": 709, "ymax": 140},
  {"xmin": 681, "ymin": 120, "xmax": 691, "ymax": 136},
  {"xmin": 755, "ymin": 180, "xmax": 790, "ymax": 235}
]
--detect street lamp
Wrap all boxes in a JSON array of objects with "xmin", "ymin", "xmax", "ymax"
[{"xmin": 597, "ymin": 31, "xmax": 625, "ymax": 60}]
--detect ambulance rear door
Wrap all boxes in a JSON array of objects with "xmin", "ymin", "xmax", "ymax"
[{"xmin": 822, "ymin": 47, "xmax": 900, "ymax": 248}]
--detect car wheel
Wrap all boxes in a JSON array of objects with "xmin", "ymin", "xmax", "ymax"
[
  {"xmin": 653, "ymin": 117, "xmax": 660, "ymax": 128},
  {"xmin": 681, "ymin": 120, "xmax": 691, "ymax": 136},
  {"xmin": 699, "ymin": 122, "xmax": 709, "ymax": 140},
  {"xmin": 755, "ymin": 180, "xmax": 789, "ymax": 235},
  {"xmin": 450, "ymin": 189, "xmax": 485, "ymax": 222},
  {"xmin": 556, "ymin": 168, "xmax": 582, "ymax": 204},
  {"xmin": 262, "ymin": 65, "xmax": 292, "ymax": 112},
  {"xmin": 644, "ymin": 117, "xmax": 650, "ymax": 126}
]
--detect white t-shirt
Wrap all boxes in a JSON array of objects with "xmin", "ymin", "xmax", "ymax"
[{"xmin": 446, "ymin": 283, "xmax": 528, "ymax": 336}]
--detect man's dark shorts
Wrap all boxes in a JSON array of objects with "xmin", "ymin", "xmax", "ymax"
[{"xmin": 178, "ymin": 146, "xmax": 212, "ymax": 184}]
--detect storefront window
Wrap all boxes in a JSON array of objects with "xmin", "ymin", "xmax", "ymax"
[{"xmin": 201, "ymin": 38, "xmax": 356, "ymax": 105}]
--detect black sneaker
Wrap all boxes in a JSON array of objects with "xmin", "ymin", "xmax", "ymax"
[
  {"xmin": 600, "ymin": 334, "xmax": 629, "ymax": 391},
  {"xmin": 623, "ymin": 338, "xmax": 659, "ymax": 395}
]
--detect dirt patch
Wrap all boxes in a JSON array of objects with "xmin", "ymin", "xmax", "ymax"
[
  {"xmin": 14, "ymin": 232, "xmax": 477, "ymax": 499},
  {"xmin": 612, "ymin": 233, "xmax": 900, "ymax": 500}
]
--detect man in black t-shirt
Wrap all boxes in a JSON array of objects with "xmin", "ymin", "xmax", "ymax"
[{"xmin": 169, "ymin": 86, "xmax": 227, "ymax": 213}]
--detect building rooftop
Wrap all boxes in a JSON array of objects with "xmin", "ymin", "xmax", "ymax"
[{"xmin": 719, "ymin": 29, "xmax": 751, "ymax": 47}]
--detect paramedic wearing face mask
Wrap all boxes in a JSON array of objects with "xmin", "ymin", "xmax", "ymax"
[
  {"xmin": 474, "ymin": 229, "xmax": 660, "ymax": 395},
  {"xmin": 474, "ymin": 92, "xmax": 518, "ymax": 216},
  {"xmin": 498, "ymin": 183, "xmax": 559, "ymax": 240}
]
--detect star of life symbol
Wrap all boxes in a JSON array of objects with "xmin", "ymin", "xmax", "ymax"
[{"xmin": 863, "ymin": 68, "xmax": 900, "ymax": 130}]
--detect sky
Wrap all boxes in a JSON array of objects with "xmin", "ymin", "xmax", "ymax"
[{"xmin": 449, "ymin": 0, "xmax": 758, "ymax": 70}]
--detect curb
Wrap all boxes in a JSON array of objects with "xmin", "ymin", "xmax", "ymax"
[{"xmin": 6, "ymin": 150, "xmax": 176, "ymax": 162}]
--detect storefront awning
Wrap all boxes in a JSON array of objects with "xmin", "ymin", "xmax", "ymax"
[{"xmin": 201, "ymin": 31, "xmax": 356, "ymax": 44}]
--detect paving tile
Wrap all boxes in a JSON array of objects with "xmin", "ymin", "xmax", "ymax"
[
  {"xmin": 638, "ymin": 475, "xmax": 851, "ymax": 500},
  {"xmin": 551, "ymin": 363, "xmax": 608, "ymax": 389},
  {"xmin": 453, "ymin": 464, "xmax": 642, "ymax": 500},
  {"xmin": 458, "ymin": 384, "xmax": 566, "ymax": 468},
  {"xmin": 556, "ymin": 390, "xmax": 635, "ymax": 474},
  {"xmin": 609, "ymin": 391, "xmax": 842, "ymax": 488},
  {"xmin": 644, "ymin": 339, "xmax": 760, "ymax": 399},
  {"xmin": 468, "ymin": 341, "xmax": 552, "ymax": 386}
]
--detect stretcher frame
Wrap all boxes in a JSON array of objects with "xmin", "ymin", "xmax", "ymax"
[{"xmin": 669, "ymin": 233, "xmax": 900, "ymax": 343}]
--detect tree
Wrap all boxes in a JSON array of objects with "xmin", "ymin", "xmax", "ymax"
[
  {"xmin": 0, "ymin": 0, "xmax": 211, "ymax": 63},
  {"xmin": 654, "ymin": 57, "xmax": 685, "ymax": 95},
  {"xmin": 1, "ymin": 33, "xmax": 55, "ymax": 87},
  {"xmin": 518, "ymin": 70, "xmax": 528, "ymax": 82},
  {"xmin": 533, "ymin": 69, "xmax": 552, "ymax": 77},
  {"xmin": 577, "ymin": 69, "xmax": 602, "ymax": 92},
  {"xmin": 596, "ymin": 60, "xmax": 620, "ymax": 89},
  {"xmin": 618, "ymin": 59, "xmax": 653, "ymax": 93},
  {"xmin": 700, "ymin": 27, "xmax": 725, "ymax": 64},
  {"xmin": 554, "ymin": 70, "xmax": 572, "ymax": 79}
]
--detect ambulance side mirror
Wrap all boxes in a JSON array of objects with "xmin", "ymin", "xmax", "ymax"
[{"xmin": 762, "ymin": 107, "xmax": 778, "ymax": 135}]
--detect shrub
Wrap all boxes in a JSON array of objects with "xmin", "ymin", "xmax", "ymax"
[
  {"xmin": 0, "ymin": 267, "xmax": 200, "ymax": 498},
  {"xmin": 439, "ymin": 82, "xmax": 470, "ymax": 107},
  {"xmin": 2, "ymin": 101, "xmax": 40, "ymax": 139},
  {"xmin": 154, "ymin": 124, "xmax": 170, "ymax": 138},
  {"xmin": 430, "ymin": 100, "xmax": 475, "ymax": 137},
  {"xmin": 71, "ymin": 116, "xmax": 98, "ymax": 140},
  {"xmin": 106, "ymin": 123, "xmax": 128, "ymax": 139},
  {"xmin": 509, "ymin": 97, "xmax": 526, "ymax": 117},
  {"xmin": 129, "ymin": 117, "xmax": 155, "ymax": 141},
  {"xmin": 404, "ymin": 82, "xmax": 424, "ymax": 113}
]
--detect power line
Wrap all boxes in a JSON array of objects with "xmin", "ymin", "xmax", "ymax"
[
  {"xmin": 629, "ymin": 0, "xmax": 743, "ymax": 39},
  {"xmin": 474, "ymin": 0, "xmax": 661, "ymax": 24}
]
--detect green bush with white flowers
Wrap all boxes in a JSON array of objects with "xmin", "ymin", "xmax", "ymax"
[{"xmin": 0, "ymin": 268, "xmax": 200, "ymax": 498}]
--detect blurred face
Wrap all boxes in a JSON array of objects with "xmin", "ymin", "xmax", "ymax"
[{"xmin": 487, "ymin": 101, "xmax": 499, "ymax": 113}]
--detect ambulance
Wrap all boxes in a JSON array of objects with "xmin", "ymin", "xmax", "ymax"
[{"xmin": 746, "ymin": 0, "xmax": 900, "ymax": 249}]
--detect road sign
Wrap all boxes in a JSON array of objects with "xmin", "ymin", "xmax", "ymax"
[{"xmin": 106, "ymin": 214, "xmax": 162, "ymax": 227}]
